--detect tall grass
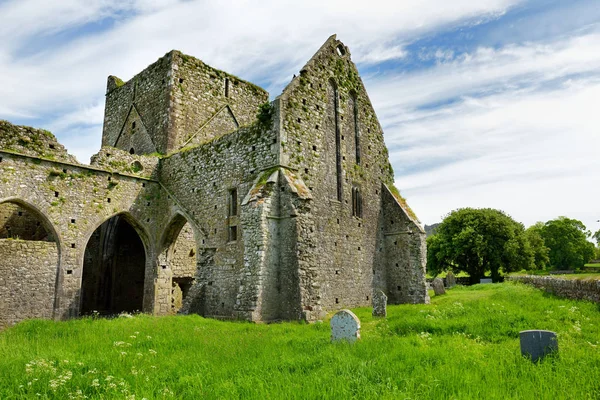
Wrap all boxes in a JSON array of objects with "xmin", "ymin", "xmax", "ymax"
[{"xmin": 1, "ymin": 282, "xmax": 599, "ymax": 399}]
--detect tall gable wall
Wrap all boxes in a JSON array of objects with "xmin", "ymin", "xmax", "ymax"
[{"xmin": 276, "ymin": 35, "xmax": 404, "ymax": 312}]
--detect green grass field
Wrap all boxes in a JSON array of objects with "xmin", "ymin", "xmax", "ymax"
[{"xmin": 1, "ymin": 283, "xmax": 599, "ymax": 399}]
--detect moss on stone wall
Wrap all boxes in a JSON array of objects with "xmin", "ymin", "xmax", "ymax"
[
  {"xmin": 388, "ymin": 184, "xmax": 418, "ymax": 222},
  {"xmin": 0, "ymin": 121, "xmax": 77, "ymax": 163}
]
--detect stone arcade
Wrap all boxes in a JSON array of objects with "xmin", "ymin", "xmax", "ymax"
[{"xmin": 0, "ymin": 35, "xmax": 428, "ymax": 328}]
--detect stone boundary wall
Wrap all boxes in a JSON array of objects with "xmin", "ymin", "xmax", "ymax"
[{"xmin": 508, "ymin": 275, "xmax": 600, "ymax": 303}]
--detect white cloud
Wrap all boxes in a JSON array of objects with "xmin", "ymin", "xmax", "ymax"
[
  {"xmin": 369, "ymin": 31, "xmax": 600, "ymax": 118},
  {"xmin": 4, "ymin": 0, "xmax": 597, "ymax": 234},
  {"xmin": 347, "ymin": 29, "xmax": 600, "ymax": 232},
  {"xmin": 0, "ymin": 0, "xmax": 522, "ymax": 143},
  {"xmin": 379, "ymin": 72, "xmax": 600, "ymax": 232}
]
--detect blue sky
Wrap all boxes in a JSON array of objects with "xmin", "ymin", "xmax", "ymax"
[{"xmin": 0, "ymin": 0, "xmax": 598, "ymax": 233}]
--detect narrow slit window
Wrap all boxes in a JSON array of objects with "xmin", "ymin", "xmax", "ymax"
[
  {"xmin": 228, "ymin": 188, "xmax": 237, "ymax": 216},
  {"xmin": 225, "ymin": 78, "xmax": 229, "ymax": 97},
  {"xmin": 330, "ymin": 79, "xmax": 343, "ymax": 201},
  {"xmin": 352, "ymin": 187, "xmax": 363, "ymax": 218},
  {"xmin": 351, "ymin": 91, "xmax": 361, "ymax": 165}
]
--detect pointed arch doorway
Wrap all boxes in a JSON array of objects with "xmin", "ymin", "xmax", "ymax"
[{"xmin": 80, "ymin": 214, "xmax": 146, "ymax": 315}]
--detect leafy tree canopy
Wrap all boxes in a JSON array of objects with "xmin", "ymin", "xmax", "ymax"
[
  {"xmin": 525, "ymin": 222, "xmax": 550, "ymax": 270},
  {"xmin": 427, "ymin": 208, "xmax": 533, "ymax": 283},
  {"xmin": 593, "ymin": 229, "xmax": 600, "ymax": 246},
  {"xmin": 539, "ymin": 217, "xmax": 595, "ymax": 269}
]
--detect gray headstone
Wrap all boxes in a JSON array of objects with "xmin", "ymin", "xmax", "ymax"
[
  {"xmin": 372, "ymin": 290, "xmax": 387, "ymax": 317},
  {"xmin": 330, "ymin": 310, "xmax": 361, "ymax": 343},
  {"xmin": 432, "ymin": 278, "xmax": 446, "ymax": 295},
  {"xmin": 480, "ymin": 278, "xmax": 493, "ymax": 284},
  {"xmin": 446, "ymin": 271, "xmax": 456, "ymax": 288},
  {"xmin": 520, "ymin": 330, "xmax": 558, "ymax": 362}
]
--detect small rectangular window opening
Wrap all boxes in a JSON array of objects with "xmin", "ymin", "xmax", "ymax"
[
  {"xmin": 229, "ymin": 226, "xmax": 238, "ymax": 242},
  {"xmin": 225, "ymin": 78, "xmax": 229, "ymax": 97},
  {"xmin": 228, "ymin": 188, "xmax": 238, "ymax": 216}
]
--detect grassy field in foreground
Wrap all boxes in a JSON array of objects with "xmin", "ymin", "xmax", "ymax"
[{"xmin": 1, "ymin": 283, "xmax": 600, "ymax": 399}]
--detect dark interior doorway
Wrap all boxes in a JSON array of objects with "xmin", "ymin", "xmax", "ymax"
[{"xmin": 80, "ymin": 215, "xmax": 145, "ymax": 315}]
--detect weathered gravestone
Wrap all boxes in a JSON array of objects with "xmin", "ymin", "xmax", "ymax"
[
  {"xmin": 446, "ymin": 271, "xmax": 456, "ymax": 288},
  {"xmin": 432, "ymin": 278, "xmax": 446, "ymax": 295},
  {"xmin": 480, "ymin": 278, "xmax": 493, "ymax": 284},
  {"xmin": 330, "ymin": 310, "xmax": 361, "ymax": 343},
  {"xmin": 520, "ymin": 330, "xmax": 558, "ymax": 362},
  {"xmin": 372, "ymin": 290, "xmax": 387, "ymax": 317}
]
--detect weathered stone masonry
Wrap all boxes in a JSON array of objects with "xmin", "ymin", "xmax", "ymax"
[{"xmin": 0, "ymin": 35, "xmax": 427, "ymax": 328}]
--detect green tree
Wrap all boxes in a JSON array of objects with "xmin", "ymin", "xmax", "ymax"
[
  {"xmin": 525, "ymin": 222, "xmax": 550, "ymax": 269},
  {"xmin": 427, "ymin": 208, "xmax": 534, "ymax": 283},
  {"xmin": 593, "ymin": 229, "xmax": 600, "ymax": 246},
  {"xmin": 539, "ymin": 217, "xmax": 595, "ymax": 269}
]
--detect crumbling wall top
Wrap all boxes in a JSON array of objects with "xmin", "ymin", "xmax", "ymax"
[
  {"xmin": 0, "ymin": 120, "xmax": 78, "ymax": 163},
  {"xmin": 90, "ymin": 146, "xmax": 160, "ymax": 179}
]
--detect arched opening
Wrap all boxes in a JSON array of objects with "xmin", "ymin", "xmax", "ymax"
[
  {"xmin": 80, "ymin": 214, "xmax": 146, "ymax": 315},
  {"xmin": 159, "ymin": 214, "xmax": 198, "ymax": 314},
  {"xmin": 0, "ymin": 200, "xmax": 60, "ymax": 328}
]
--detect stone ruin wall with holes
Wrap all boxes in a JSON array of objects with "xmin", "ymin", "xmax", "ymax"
[
  {"xmin": 275, "ymin": 37, "xmax": 429, "ymax": 318},
  {"xmin": 0, "ymin": 35, "xmax": 428, "ymax": 329}
]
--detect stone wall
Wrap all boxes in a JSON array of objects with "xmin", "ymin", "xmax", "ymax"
[
  {"xmin": 508, "ymin": 275, "xmax": 600, "ymax": 303},
  {"xmin": 0, "ymin": 202, "xmax": 54, "ymax": 241},
  {"xmin": 102, "ymin": 55, "xmax": 171, "ymax": 154},
  {"xmin": 102, "ymin": 50, "xmax": 269, "ymax": 156},
  {"xmin": 0, "ymin": 147, "xmax": 177, "ymax": 321},
  {"xmin": 0, "ymin": 36, "xmax": 429, "ymax": 326},
  {"xmin": 170, "ymin": 51, "xmax": 269, "ymax": 150},
  {"xmin": 0, "ymin": 240, "xmax": 58, "ymax": 329},
  {"xmin": 377, "ymin": 185, "xmax": 428, "ymax": 304},
  {"xmin": 274, "ymin": 35, "xmax": 427, "ymax": 313},
  {"xmin": 170, "ymin": 222, "xmax": 196, "ymax": 278},
  {"xmin": 159, "ymin": 121, "xmax": 278, "ymax": 318},
  {"xmin": 90, "ymin": 147, "xmax": 160, "ymax": 180},
  {"xmin": 0, "ymin": 121, "xmax": 77, "ymax": 163}
]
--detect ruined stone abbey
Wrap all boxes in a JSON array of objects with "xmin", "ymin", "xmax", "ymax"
[{"xmin": 0, "ymin": 35, "xmax": 427, "ymax": 328}]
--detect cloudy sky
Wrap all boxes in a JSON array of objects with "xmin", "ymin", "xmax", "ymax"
[{"xmin": 0, "ymin": 0, "xmax": 598, "ymax": 232}]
